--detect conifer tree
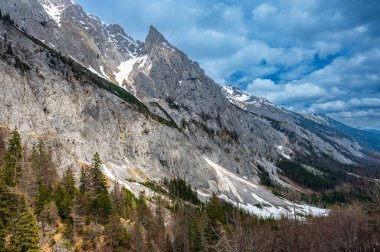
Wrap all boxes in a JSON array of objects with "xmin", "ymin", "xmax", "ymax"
[
  {"xmin": 9, "ymin": 198, "xmax": 40, "ymax": 252},
  {"xmin": 90, "ymin": 152, "xmax": 112, "ymax": 221},
  {"xmin": 55, "ymin": 167, "xmax": 77, "ymax": 219},
  {"xmin": 3, "ymin": 129, "xmax": 22, "ymax": 187},
  {"xmin": 35, "ymin": 181, "xmax": 51, "ymax": 215},
  {"xmin": 91, "ymin": 152, "xmax": 108, "ymax": 195},
  {"xmin": 62, "ymin": 166, "xmax": 77, "ymax": 199},
  {"xmin": 0, "ymin": 185, "xmax": 11, "ymax": 251},
  {"xmin": 55, "ymin": 185, "xmax": 73, "ymax": 220}
]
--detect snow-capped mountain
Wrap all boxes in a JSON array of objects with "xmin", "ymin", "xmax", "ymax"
[{"xmin": 0, "ymin": 0, "xmax": 379, "ymax": 218}]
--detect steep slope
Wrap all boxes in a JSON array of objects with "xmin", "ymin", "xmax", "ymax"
[
  {"xmin": 0, "ymin": 20, "xmax": 330, "ymax": 217},
  {"xmin": 0, "ymin": 0, "xmax": 144, "ymax": 84},
  {"xmin": 0, "ymin": 20, "xmax": 214, "ymax": 187},
  {"xmin": 1, "ymin": 1, "xmax": 379, "ymax": 218},
  {"xmin": 0, "ymin": 0, "xmax": 372, "ymax": 167},
  {"xmin": 128, "ymin": 28, "xmax": 367, "ymax": 170},
  {"xmin": 306, "ymin": 113, "xmax": 380, "ymax": 153}
]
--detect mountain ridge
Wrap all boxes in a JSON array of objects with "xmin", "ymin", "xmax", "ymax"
[{"xmin": 0, "ymin": 0, "xmax": 379, "ymax": 219}]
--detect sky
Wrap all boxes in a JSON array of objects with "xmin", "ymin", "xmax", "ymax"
[{"xmin": 75, "ymin": 0, "xmax": 380, "ymax": 130}]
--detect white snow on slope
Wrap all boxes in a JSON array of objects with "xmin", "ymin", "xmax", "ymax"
[
  {"xmin": 203, "ymin": 156, "xmax": 328, "ymax": 219},
  {"xmin": 276, "ymin": 145, "xmax": 291, "ymax": 160},
  {"xmin": 203, "ymin": 157, "xmax": 258, "ymax": 190},
  {"xmin": 40, "ymin": 1, "xmax": 66, "ymax": 27},
  {"xmin": 114, "ymin": 56, "xmax": 147, "ymax": 85},
  {"xmin": 222, "ymin": 86, "xmax": 250, "ymax": 103},
  {"xmin": 87, "ymin": 65, "xmax": 109, "ymax": 80},
  {"xmin": 101, "ymin": 163, "xmax": 132, "ymax": 191},
  {"xmin": 99, "ymin": 66, "xmax": 110, "ymax": 81}
]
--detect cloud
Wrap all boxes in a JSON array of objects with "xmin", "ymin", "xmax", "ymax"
[
  {"xmin": 252, "ymin": 4, "xmax": 278, "ymax": 20},
  {"xmin": 247, "ymin": 79, "xmax": 326, "ymax": 104},
  {"xmin": 307, "ymin": 98, "xmax": 380, "ymax": 113},
  {"xmin": 75, "ymin": 0, "xmax": 380, "ymax": 129}
]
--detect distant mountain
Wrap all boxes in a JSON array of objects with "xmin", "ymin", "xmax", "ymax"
[
  {"xmin": 0, "ymin": 0, "xmax": 379, "ymax": 218},
  {"xmin": 309, "ymin": 114, "xmax": 380, "ymax": 153}
]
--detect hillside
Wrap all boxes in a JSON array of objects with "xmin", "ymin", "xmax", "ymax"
[{"xmin": 0, "ymin": 0, "xmax": 379, "ymax": 250}]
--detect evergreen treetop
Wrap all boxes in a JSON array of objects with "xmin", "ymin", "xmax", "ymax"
[{"xmin": 4, "ymin": 129, "xmax": 22, "ymax": 187}]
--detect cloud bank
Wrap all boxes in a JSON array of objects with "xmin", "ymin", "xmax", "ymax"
[{"xmin": 75, "ymin": 0, "xmax": 380, "ymax": 129}]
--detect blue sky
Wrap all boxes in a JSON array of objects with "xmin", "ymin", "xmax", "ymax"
[{"xmin": 75, "ymin": 0, "xmax": 380, "ymax": 130}]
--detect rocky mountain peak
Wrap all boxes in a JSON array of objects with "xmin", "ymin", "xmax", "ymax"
[
  {"xmin": 144, "ymin": 25, "xmax": 169, "ymax": 52},
  {"xmin": 107, "ymin": 24, "xmax": 126, "ymax": 35},
  {"xmin": 39, "ymin": 0, "xmax": 73, "ymax": 9}
]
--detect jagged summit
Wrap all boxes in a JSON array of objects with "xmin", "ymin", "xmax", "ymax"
[
  {"xmin": 144, "ymin": 25, "xmax": 169, "ymax": 52},
  {"xmin": 1, "ymin": 0, "xmax": 379, "ymax": 221}
]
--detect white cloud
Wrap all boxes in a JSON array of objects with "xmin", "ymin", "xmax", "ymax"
[
  {"xmin": 307, "ymin": 98, "xmax": 380, "ymax": 113},
  {"xmin": 247, "ymin": 79, "xmax": 326, "ymax": 104},
  {"xmin": 314, "ymin": 41, "xmax": 342, "ymax": 58},
  {"xmin": 76, "ymin": 0, "xmax": 380, "ymax": 129},
  {"xmin": 252, "ymin": 4, "xmax": 278, "ymax": 20}
]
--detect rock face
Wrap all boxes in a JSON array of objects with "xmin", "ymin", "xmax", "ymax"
[
  {"xmin": 0, "ymin": 22, "xmax": 214, "ymax": 189},
  {"xmin": 0, "ymin": 1, "xmax": 378, "ymax": 217},
  {"xmin": 0, "ymin": 0, "xmax": 144, "ymax": 83}
]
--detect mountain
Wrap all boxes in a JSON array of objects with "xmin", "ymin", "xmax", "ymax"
[
  {"xmin": 0, "ymin": 0, "xmax": 379, "ymax": 218},
  {"xmin": 307, "ymin": 113, "xmax": 380, "ymax": 153}
]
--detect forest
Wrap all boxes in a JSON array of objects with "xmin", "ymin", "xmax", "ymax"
[{"xmin": 0, "ymin": 128, "xmax": 379, "ymax": 251}]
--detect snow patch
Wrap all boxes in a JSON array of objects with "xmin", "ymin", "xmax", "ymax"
[
  {"xmin": 203, "ymin": 157, "xmax": 258, "ymax": 190},
  {"xmin": 276, "ymin": 145, "xmax": 291, "ymax": 159},
  {"xmin": 40, "ymin": 1, "xmax": 66, "ymax": 27},
  {"xmin": 87, "ymin": 66, "xmax": 104, "ymax": 78},
  {"xmin": 99, "ymin": 66, "xmax": 110, "ymax": 80},
  {"xmin": 229, "ymin": 198, "xmax": 328, "ymax": 219},
  {"xmin": 114, "ymin": 56, "xmax": 147, "ymax": 85},
  {"xmin": 203, "ymin": 156, "xmax": 328, "ymax": 219}
]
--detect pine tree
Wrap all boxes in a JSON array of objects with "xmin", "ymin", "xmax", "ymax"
[
  {"xmin": 56, "ymin": 167, "xmax": 77, "ymax": 220},
  {"xmin": 62, "ymin": 166, "xmax": 77, "ymax": 199},
  {"xmin": 9, "ymin": 199, "xmax": 40, "ymax": 252},
  {"xmin": 91, "ymin": 152, "xmax": 108, "ymax": 195},
  {"xmin": 55, "ymin": 185, "xmax": 73, "ymax": 220},
  {"xmin": 35, "ymin": 181, "xmax": 52, "ymax": 216},
  {"xmin": 90, "ymin": 153, "xmax": 112, "ymax": 221},
  {"xmin": 0, "ymin": 185, "xmax": 11, "ymax": 251},
  {"xmin": 3, "ymin": 129, "xmax": 22, "ymax": 187}
]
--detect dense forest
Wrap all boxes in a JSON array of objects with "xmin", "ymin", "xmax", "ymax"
[{"xmin": 0, "ymin": 128, "xmax": 379, "ymax": 251}]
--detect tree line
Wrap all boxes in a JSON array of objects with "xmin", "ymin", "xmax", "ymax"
[{"xmin": 1, "ymin": 128, "xmax": 379, "ymax": 251}]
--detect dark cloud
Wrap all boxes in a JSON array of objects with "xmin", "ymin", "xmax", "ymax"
[{"xmin": 75, "ymin": 0, "xmax": 380, "ymax": 129}]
